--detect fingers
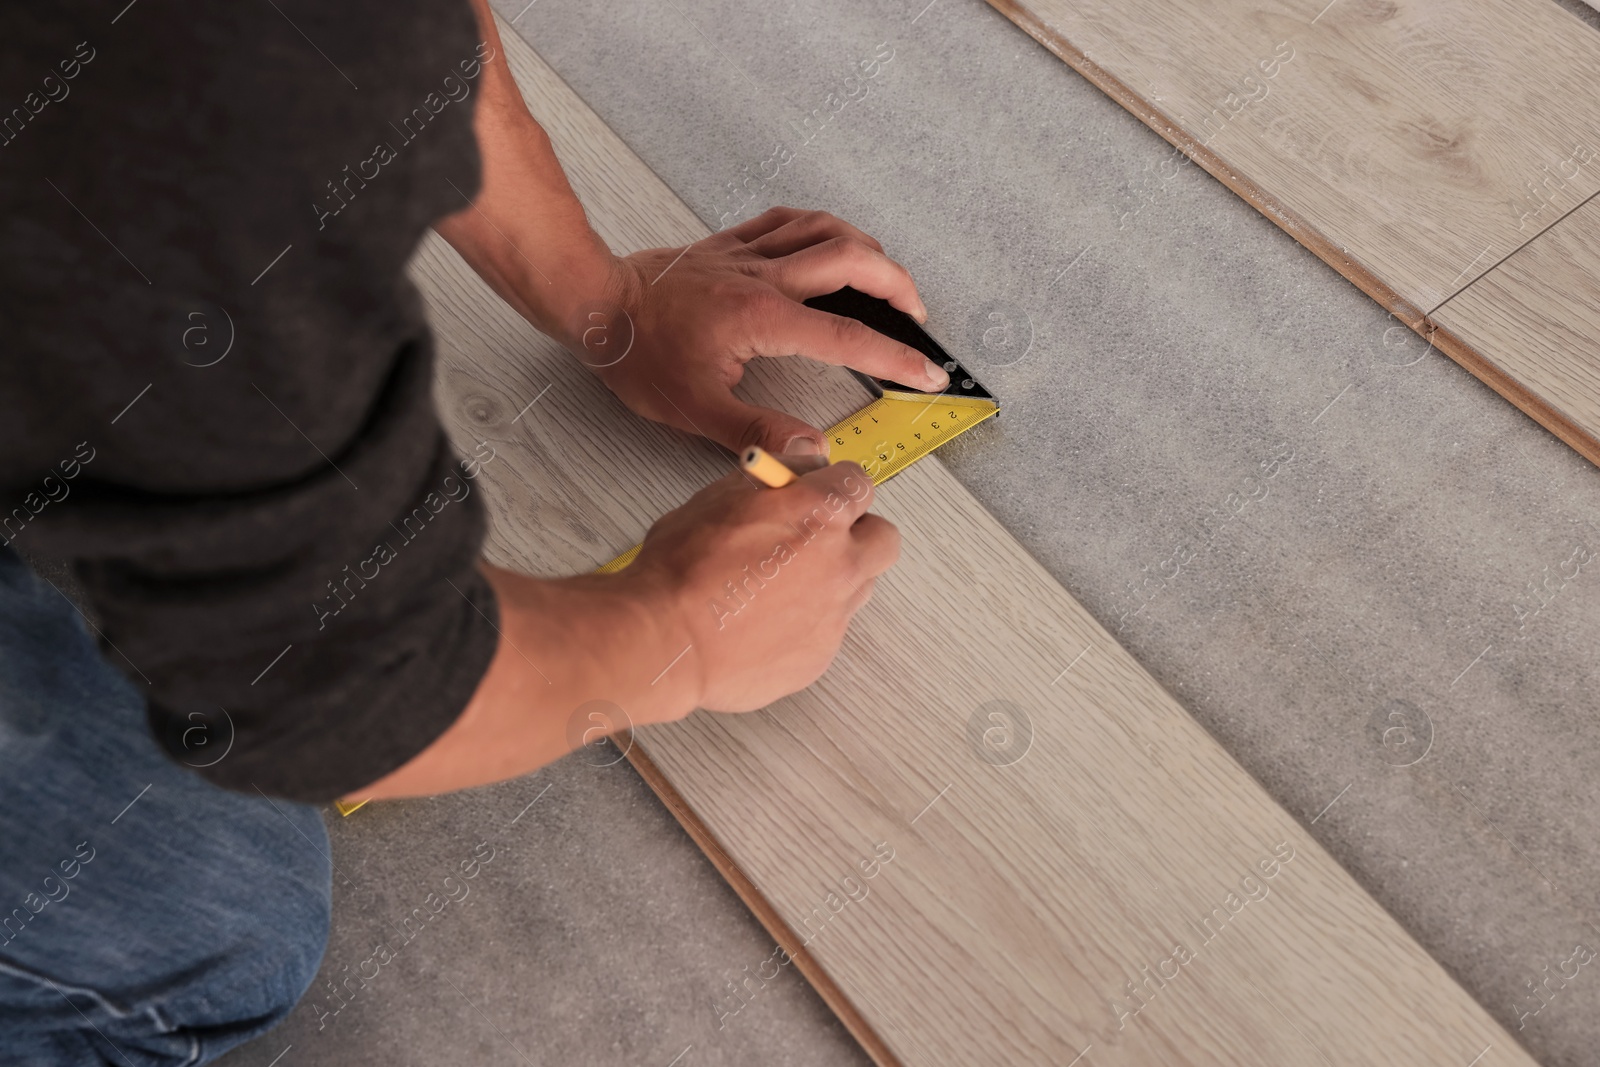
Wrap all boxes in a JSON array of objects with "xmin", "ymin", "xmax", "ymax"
[
  {"xmin": 744, "ymin": 211, "xmax": 885, "ymax": 258},
  {"xmin": 775, "ymin": 452, "xmax": 830, "ymax": 477},
  {"xmin": 705, "ymin": 457, "xmax": 898, "ymax": 606},
  {"xmin": 680, "ymin": 385, "xmax": 830, "ymax": 457},
  {"xmin": 757, "ymin": 301, "xmax": 950, "ymax": 392},
  {"xmin": 764, "ymin": 237, "xmax": 927, "ymax": 322},
  {"xmin": 720, "ymin": 206, "xmax": 807, "ymax": 244}
]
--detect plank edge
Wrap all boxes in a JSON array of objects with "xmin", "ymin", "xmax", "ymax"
[
  {"xmin": 624, "ymin": 737, "xmax": 907, "ymax": 1067},
  {"xmin": 1426, "ymin": 313, "xmax": 1600, "ymax": 468}
]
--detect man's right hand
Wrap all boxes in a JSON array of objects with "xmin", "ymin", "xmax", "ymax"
[{"xmin": 626, "ymin": 458, "xmax": 900, "ymax": 715}]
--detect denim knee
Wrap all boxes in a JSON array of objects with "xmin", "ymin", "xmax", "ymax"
[{"xmin": 0, "ymin": 801, "xmax": 332, "ymax": 1067}]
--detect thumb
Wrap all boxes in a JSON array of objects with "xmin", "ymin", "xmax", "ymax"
[{"xmin": 692, "ymin": 389, "xmax": 830, "ymax": 458}]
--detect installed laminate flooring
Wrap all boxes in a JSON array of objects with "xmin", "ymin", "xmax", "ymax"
[
  {"xmin": 404, "ymin": 18, "xmax": 1533, "ymax": 1066},
  {"xmin": 1434, "ymin": 200, "xmax": 1600, "ymax": 462},
  {"xmin": 983, "ymin": 0, "xmax": 1600, "ymax": 467}
]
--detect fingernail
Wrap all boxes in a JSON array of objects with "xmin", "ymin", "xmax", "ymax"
[
  {"xmin": 913, "ymin": 300, "xmax": 929, "ymax": 323},
  {"xmin": 924, "ymin": 362, "xmax": 950, "ymax": 390},
  {"xmin": 782, "ymin": 436, "xmax": 825, "ymax": 455}
]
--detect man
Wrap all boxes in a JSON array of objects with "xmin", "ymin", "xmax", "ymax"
[{"xmin": 0, "ymin": 1, "xmax": 945, "ymax": 1062}]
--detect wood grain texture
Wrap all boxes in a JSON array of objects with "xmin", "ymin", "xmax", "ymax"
[
  {"xmin": 1431, "ymin": 197, "xmax": 1600, "ymax": 469},
  {"xmin": 984, "ymin": 0, "xmax": 1600, "ymax": 461},
  {"xmin": 624, "ymin": 742, "xmax": 902, "ymax": 1067},
  {"xmin": 412, "ymin": 19, "xmax": 1535, "ymax": 1065},
  {"xmin": 985, "ymin": 0, "xmax": 1600, "ymax": 311}
]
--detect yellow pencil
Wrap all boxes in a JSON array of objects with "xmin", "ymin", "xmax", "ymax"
[{"xmin": 740, "ymin": 445, "xmax": 799, "ymax": 487}]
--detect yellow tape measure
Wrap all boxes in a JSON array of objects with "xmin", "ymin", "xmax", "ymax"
[{"xmin": 832, "ymin": 388, "xmax": 1001, "ymax": 482}]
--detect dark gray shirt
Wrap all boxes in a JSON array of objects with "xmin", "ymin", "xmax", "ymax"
[{"xmin": 0, "ymin": 0, "xmax": 500, "ymax": 801}]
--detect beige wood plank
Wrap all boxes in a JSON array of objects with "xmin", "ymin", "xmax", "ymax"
[
  {"xmin": 1431, "ymin": 196, "xmax": 1600, "ymax": 465},
  {"xmin": 985, "ymin": 0, "xmax": 1600, "ymax": 315},
  {"xmin": 414, "ymin": 21, "xmax": 1535, "ymax": 1066}
]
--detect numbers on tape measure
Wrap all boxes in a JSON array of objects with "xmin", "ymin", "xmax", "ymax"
[
  {"xmin": 599, "ymin": 393, "xmax": 995, "ymax": 577},
  {"xmin": 828, "ymin": 397, "xmax": 998, "ymax": 483}
]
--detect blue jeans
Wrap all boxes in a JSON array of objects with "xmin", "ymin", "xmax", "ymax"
[{"xmin": 0, "ymin": 549, "xmax": 332, "ymax": 1065}]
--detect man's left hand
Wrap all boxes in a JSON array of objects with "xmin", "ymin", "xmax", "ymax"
[{"xmin": 575, "ymin": 206, "xmax": 950, "ymax": 456}]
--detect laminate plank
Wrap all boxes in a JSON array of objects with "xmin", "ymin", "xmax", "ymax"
[
  {"xmin": 412, "ymin": 19, "xmax": 1535, "ymax": 1065},
  {"xmin": 984, "ymin": 0, "xmax": 1600, "ymax": 462},
  {"xmin": 1431, "ymin": 196, "xmax": 1600, "ymax": 463},
  {"xmin": 985, "ymin": 0, "xmax": 1600, "ymax": 313}
]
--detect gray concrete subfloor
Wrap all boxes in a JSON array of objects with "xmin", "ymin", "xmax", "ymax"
[{"xmin": 221, "ymin": 1, "xmax": 1600, "ymax": 1064}]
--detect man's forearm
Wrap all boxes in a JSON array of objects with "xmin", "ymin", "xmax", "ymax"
[
  {"xmin": 365, "ymin": 1, "xmax": 690, "ymax": 804},
  {"xmin": 434, "ymin": 0, "xmax": 621, "ymax": 346},
  {"xmin": 345, "ymin": 564, "xmax": 701, "ymax": 801}
]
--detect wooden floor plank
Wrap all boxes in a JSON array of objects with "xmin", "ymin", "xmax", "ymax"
[
  {"xmin": 984, "ymin": 0, "xmax": 1600, "ymax": 313},
  {"xmin": 1431, "ymin": 196, "xmax": 1600, "ymax": 464},
  {"xmin": 413, "ymin": 19, "xmax": 1536, "ymax": 1065},
  {"xmin": 984, "ymin": 0, "xmax": 1600, "ymax": 462}
]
